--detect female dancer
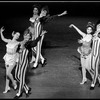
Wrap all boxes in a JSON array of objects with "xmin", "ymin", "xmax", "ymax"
[
  {"xmin": 14, "ymin": 30, "xmax": 47, "ymax": 99},
  {"xmin": 31, "ymin": 6, "xmax": 67, "ymax": 68},
  {"xmin": 29, "ymin": 4, "xmax": 40, "ymax": 25},
  {"xmin": 0, "ymin": 27, "xmax": 20, "ymax": 93},
  {"xmin": 69, "ymin": 22, "xmax": 95, "ymax": 84},
  {"xmin": 27, "ymin": 4, "xmax": 45, "ymax": 66},
  {"xmin": 89, "ymin": 21, "xmax": 100, "ymax": 89}
]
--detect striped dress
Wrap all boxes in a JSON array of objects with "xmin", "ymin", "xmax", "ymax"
[
  {"xmin": 15, "ymin": 35, "xmax": 42, "ymax": 93},
  {"xmin": 90, "ymin": 35, "xmax": 100, "ymax": 86}
]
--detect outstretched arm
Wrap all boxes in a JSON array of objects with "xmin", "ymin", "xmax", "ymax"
[
  {"xmin": 69, "ymin": 24, "xmax": 86, "ymax": 37},
  {"xmin": 0, "ymin": 27, "xmax": 11, "ymax": 43},
  {"xmin": 58, "ymin": 10, "xmax": 67, "ymax": 17},
  {"xmin": 26, "ymin": 30, "xmax": 47, "ymax": 48},
  {"xmin": 46, "ymin": 10, "xmax": 67, "ymax": 22},
  {"xmin": 38, "ymin": 10, "xmax": 67, "ymax": 24}
]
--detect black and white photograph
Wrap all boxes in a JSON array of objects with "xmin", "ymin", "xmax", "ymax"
[{"xmin": 0, "ymin": 0, "xmax": 100, "ymax": 99}]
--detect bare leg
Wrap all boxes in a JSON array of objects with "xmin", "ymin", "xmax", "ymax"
[
  {"xmin": 80, "ymin": 56, "xmax": 87, "ymax": 84},
  {"xmin": 3, "ymin": 65, "xmax": 10, "ymax": 93},
  {"xmin": 7, "ymin": 64, "xmax": 17, "ymax": 89}
]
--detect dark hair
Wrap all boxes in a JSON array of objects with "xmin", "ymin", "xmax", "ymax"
[
  {"xmin": 41, "ymin": 6, "xmax": 49, "ymax": 15},
  {"xmin": 32, "ymin": 4, "xmax": 41, "ymax": 9},
  {"xmin": 86, "ymin": 22, "xmax": 95, "ymax": 29},
  {"xmin": 32, "ymin": 4, "xmax": 41, "ymax": 14},
  {"xmin": 94, "ymin": 20, "xmax": 100, "ymax": 31}
]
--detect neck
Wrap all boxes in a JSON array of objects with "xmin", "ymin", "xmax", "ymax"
[{"xmin": 12, "ymin": 38, "xmax": 17, "ymax": 42}]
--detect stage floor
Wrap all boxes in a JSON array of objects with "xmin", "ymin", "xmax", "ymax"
[{"xmin": 0, "ymin": 16, "xmax": 100, "ymax": 99}]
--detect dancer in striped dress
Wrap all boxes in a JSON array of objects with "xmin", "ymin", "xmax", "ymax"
[
  {"xmin": 89, "ymin": 21, "xmax": 100, "ymax": 90},
  {"xmin": 0, "ymin": 27, "xmax": 20, "ymax": 93},
  {"xmin": 31, "ymin": 6, "xmax": 67, "ymax": 68},
  {"xmin": 14, "ymin": 30, "xmax": 47, "ymax": 99}
]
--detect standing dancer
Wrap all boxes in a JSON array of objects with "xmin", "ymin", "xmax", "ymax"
[
  {"xmin": 29, "ymin": 4, "xmax": 41, "ymax": 64},
  {"xmin": 14, "ymin": 30, "xmax": 47, "ymax": 99},
  {"xmin": 0, "ymin": 27, "xmax": 20, "ymax": 93},
  {"xmin": 69, "ymin": 22, "xmax": 95, "ymax": 84},
  {"xmin": 32, "ymin": 6, "xmax": 67, "ymax": 68},
  {"xmin": 89, "ymin": 21, "xmax": 100, "ymax": 90}
]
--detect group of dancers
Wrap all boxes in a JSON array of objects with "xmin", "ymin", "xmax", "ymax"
[
  {"xmin": 2, "ymin": 3, "xmax": 100, "ymax": 99},
  {"xmin": 69, "ymin": 20, "xmax": 100, "ymax": 90},
  {"xmin": 0, "ymin": 4, "xmax": 67, "ymax": 99}
]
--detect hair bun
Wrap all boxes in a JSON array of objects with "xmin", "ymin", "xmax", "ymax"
[{"xmin": 87, "ymin": 22, "xmax": 95, "ymax": 29}]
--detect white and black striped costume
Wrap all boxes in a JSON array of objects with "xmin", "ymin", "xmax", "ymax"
[
  {"xmin": 90, "ymin": 36, "xmax": 100, "ymax": 87},
  {"xmin": 15, "ymin": 35, "xmax": 42, "ymax": 94},
  {"xmin": 33, "ymin": 20, "xmax": 42, "ymax": 64}
]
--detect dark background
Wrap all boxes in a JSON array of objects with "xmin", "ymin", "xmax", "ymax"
[
  {"xmin": 1, "ymin": 1, "xmax": 100, "ymax": 99},
  {"xmin": 0, "ymin": 1, "xmax": 100, "ymax": 28},
  {"xmin": 0, "ymin": 1, "xmax": 100, "ymax": 46}
]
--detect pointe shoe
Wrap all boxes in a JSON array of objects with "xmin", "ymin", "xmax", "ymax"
[
  {"xmin": 80, "ymin": 78, "xmax": 87, "ymax": 85},
  {"xmin": 32, "ymin": 63, "xmax": 38, "ymax": 69},
  {"xmin": 90, "ymin": 86, "xmax": 95, "ymax": 90},
  {"xmin": 13, "ymin": 81, "xmax": 17, "ymax": 90},
  {"xmin": 90, "ymin": 84, "xmax": 95, "ymax": 90},
  {"xmin": 14, "ymin": 84, "xmax": 17, "ymax": 90},
  {"xmin": 3, "ymin": 87, "xmax": 11, "ymax": 93},
  {"xmin": 41, "ymin": 58, "xmax": 47, "ymax": 67},
  {"xmin": 25, "ymin": 87, "xmax": 32, "ymax": 98},
  {"xmin": 13, "ymin": 92, "xmax": 23, "ymax": 99}
]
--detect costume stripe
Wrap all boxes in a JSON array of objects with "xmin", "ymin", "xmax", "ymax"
[
  {"xmin": 19, "ymin": 49, "xmax": 29, "ymax": 92},
  {"xmin": 91, "ymin": 38, "xmax": 100, "ymax": 85}
]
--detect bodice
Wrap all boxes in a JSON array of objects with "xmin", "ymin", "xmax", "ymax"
[{"xmin": 6, "ymin": 41, "xmax": 19, "ymax": 54}]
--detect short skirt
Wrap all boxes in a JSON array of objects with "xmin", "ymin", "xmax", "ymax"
[{"xmin": 3, "ymin": 53, "xmax": 19, "ymax": 66}]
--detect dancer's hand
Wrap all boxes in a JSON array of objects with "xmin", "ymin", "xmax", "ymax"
[
  {"xmin": 58, "ymin": 10, "xmax": 67, "ymax": 17},
  {"xmin": 40, "ymin": 30, "xmax": 47, "ymax": 36},
  {"xmin": 0, "ymin": 26, "xmax": 5, "ymax": 33},
  {"xmin": 69, "ymin": 24, "xmax": 74, "ymax": 28}
]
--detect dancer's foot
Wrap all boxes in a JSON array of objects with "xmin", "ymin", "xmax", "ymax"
[
  {"xmin": 13, "ymin": 80, "xmax": 17, "ymax": 90},
  {"xmin": 13, "ymin": 92, "xmax": 23, "ymax": 99},
  {"xmin": 41, "ymin": 58, "xmax": 47, "ymax": 67},
  {"xmin": 3, "ymin": 87, "xmax": 10, "ymax": 93},
  {"xmin": 90, "ymin": 84, "xmax": 95, "ymax": 90},
  {"xmin": 80, "ymin": 78, "xmax": 87, "ymax": 85},
  {"xmin": 32, "ymin": 63, "xmax": 38, "ymax": 69},
  {"xmin": 25, "ymin": 87, "xmax": 32, "ymax": 98}
]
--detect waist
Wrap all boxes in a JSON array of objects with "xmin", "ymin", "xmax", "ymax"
[
  {"xmin": 7, "ymin": 52, "xmax": 16, "ymax": 55},
  {"xmin": 82, "ymin": 45, "xmax": 91, "ymax": 48}
]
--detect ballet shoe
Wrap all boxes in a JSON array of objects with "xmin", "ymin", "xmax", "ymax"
[
  {"xmin": 31, "ymin": 63, "xmax": 39, "ymax": 69},
  {"xmin": 14, "ymin": 84, "xmax": 17, "ymax": 90},
  {"xmin": 41, "ymin": 58, "xmax": 47, "ymax": 67},
  {"xmin": 90, "ymin": 86, "xmax": 95, "ymax": 90},
  {"xmin": 80, "ymin": 78, "xmax": 87, "ymax": 85},
  {"xmin": 90, "ymin": 84, "xmax": 95, "ymax": 90},
  {"xmin": 13, "ymin": 92, "xmax": 23, "ymax": 99},
  {"xmin": 13, "ymin": 89, "xmax": 25, "ymax": 99},
  {"xmin": 3, "ymin": 87, "xmax": 11, "ymax": 93},
  {"xmin": 25, "ymin": 87, "xmax": 32, "ymax": 98},
  {"xmin": 13, "ymin": 81, "xmax": 17, "ymax": 90}
]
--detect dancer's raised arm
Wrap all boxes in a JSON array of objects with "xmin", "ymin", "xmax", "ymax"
[
  {"xmin": 0, "ymin": 27, "xmax": 11, "ymax": 43},
  {"xmin": 69, "ymin": 24, "xmax": 86, "ymax": 37},
  {"xmin": 58, "ymin": 10, "xmax": 67, "ymax": 17}
]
